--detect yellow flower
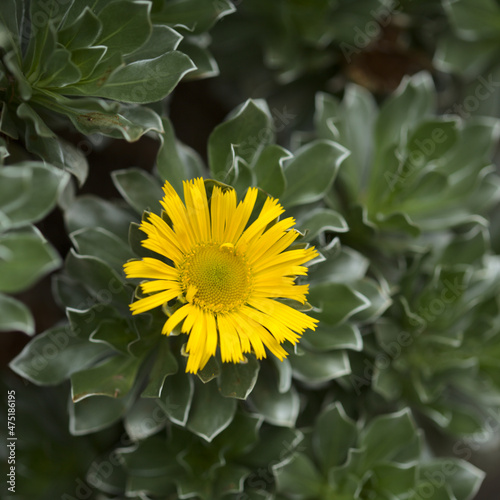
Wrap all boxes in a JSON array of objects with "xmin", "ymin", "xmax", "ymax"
[{"xmin": 124, "ymin": 178, "xmax": 318, "ymax": 373}]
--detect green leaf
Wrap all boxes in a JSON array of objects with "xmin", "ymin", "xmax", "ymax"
[
  {"xmin": 70, "ymin": 392, "xmax": 132, "ymax": 435},
  {"xmin": 281, "ymin": 140, "xmax": 350, "ymax": 208},
  {"xmin": 254, "ymin": 144, "xmax": 290, "ymax": 198},
  {"xmin": 95, "ymin": 0, "xmax": 152, "ymax": 56},
  {"xmin": 0, "ymin": 293, "xmax": 34, "ymax": 335},
  {"xmin": 359, "ymin": 408, "xmax": 417, "ymax": 469},
  {"xmin": 65, "ymin": 250, "xmax": 130, "ymax": 309},
  {"xmin": 46, "ymin": 95, "xmax": 164, "ymax": 141},
  {"xmin": 112, "ymin": 168, "xmax": 163, "ymax": 214},
  {"xmin": 249, "ymin": 362, "xmax": 299, "ymax": 427},
  {"xmin": 159, "ymin": 370, "xmax": 194, "ymax": 425},
  {"xmin": 313, "ymin": 402, "xmax": 358, "ymax": 472},
  {"xmin": 374, "ymin": 72, "xmax": 435, "ymax": 155},
  {"xmin": 23, "ymin": 9, "xmax": 57, "ymax": 81},
  {"xmin": 124, "ymin": 397, "xmax": 168, "ymax": 441},
  {"xmin": 64, "ymin": 52, "xmax": 196, "ymax": 103},
  {"xmin": 70, "ymin": 226, "xmax": 135, "ymax": 275},
  {"xmin": 90, "ymin": 319, "xmax": 138, "ymax": 354},
  {"xmin": 179, "ymin": 38, "xmax": 219, "ymax": 80},
  {"xmin": 3, "ymin": 51, "xmax": 32, "ymax": 100},
  {"xmin": 208, "ymin": 100, "xmax": 274, "ymax": 183},
  {"xmin": 214, "ymin": 464, "xmax": 250, "ymax": 497},
  {"xmin": 0, "ymin": 0, "xmax": 22, "ymax": 56},
  {"xmin": 0, "ymin": 162, "xmax": 69, "ymax": 228},
  {"xmin": 155, "ymin": 116, "xmax": 196, "ymax": 192},
  {"xmin": 9, "ymin": 325, "xmax": 109, "ymax": 385},
  {"xmin": 71, "ymin": 353, "xmax": 144, "ymax": 401},
  {"xmin": 298, "ymin": 208, "xmax": 348, "ymax": 242},
  {"xmin": 142, "ymin": 337, "xmax": 179, "ymax": 397},
  {"xmin": 373, "ymin": 463, "xmax": 418, "ymax": 498},
  {"xmin": 273, "ymin": 452, "xmax": 324, "ymax": 499},
  {"xmin": 211, "ymin": 412, "xmax": 262, "ymax": 458},
  {"xmin": 308, "ymin": 282, "xmax": 370, "ymax": 325},
  {"xmin": 0, "ymin": 228, "xmax": 61, "ymax": 293},
  {"xmin": 36, "ymin": 47, "xmax": 82, "ymax": 87},
  {"xmin": 315, "ymin": 86, "xmax": 377, "ymax": 198},
  {"xmin": 290, "ymin": 349, "xmax": 351, "ymax": 384},
  {"xmin": 65, "ymin": 195, "xmax": 135, "ymax": 243},
  {"xmin": 58, "ymin": 7, "xmax": 102, "ymax": 50},
  {"xmin": 218, "ymin": 355, "xmax": 260, "ymax": 400},
  {"xmin": 302, "ymin": 323, "xmax": 363, "ymax": 352},
  {"xmin": 125, "ymin": 24, "xmax": 182, "ymax": 63},
  {"xmin": 153, "ymin": 0, "xmax": 236, "ymax": 34},
  {"xmin": 70, "ymin": 46, "xmax": 107, "ymax": 80},
  {"xmin": 196, "ymin": 356, "xmax": 220, "ymax": 383},
  {"xmin": 445, "ymin": 0, "xmax": 500, "ymax": 38},
  {"xmin": 16, "ymin": 103, "xmax": 55, "ymax": 137},
  {"xmin": 186, "ymin": 378, "xmax": 237, "ymax": 441},
  {"xmin": 349, "ymin": 278, "xmax": 392, "ymax": 323}
]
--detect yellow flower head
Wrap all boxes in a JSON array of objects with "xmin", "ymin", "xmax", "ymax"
[{"xmin": 124, "ymin": 178, "xmax": 318, "ymax": 373}]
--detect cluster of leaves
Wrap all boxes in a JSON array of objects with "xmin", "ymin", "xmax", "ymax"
[
  {"xmin": 0, "ymin": 0, "xmax": 232, "ymax": 180},
  {"xmin": 2, "ymin": 1, "xmax": 500, "ymax": 500}
]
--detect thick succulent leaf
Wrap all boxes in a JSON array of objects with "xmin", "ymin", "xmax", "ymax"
[
  {"xmin": 315, "ymin": 86, "xmax": 376, "ymax": 197},
  {"xmin": 249, "ymin": 362, "xmax": 300, "ymax": 427},
  {"xmin": 359, "ymin": 408, "xmax": 419, "ymax": 469},
  {"xmin": 0, "ymin": 162, "xmax": 69, "ymax": 229},
  {"xmin": 112, "ymin": 168, "xmax": 163, "ymax": 215},
  {"xmin": 65, "ymin": 250, "xmax": 130, "ymax": 309},
  {"xmin": 281, "ymin": 140, "xmax": 350, "ymax": 208},
  {"xmin": 444, "ymin": 0, "xmax": 500, "ymax": 38},
  {"xmin": 156, "ymin": 116, "xmax": 204, "ymax": 192},
  {"xmin": 95, "ymin": 0, "xmax": 152, "ymax": 57},
  {"xmin": 273, "ymin": 452, "xmax": 325, "ymax": 499},
  {"xmin": 52, "ymin": 96, "xmax": 164, "ymax": 141},
  {"xmin": 90, "ymin": 319, "xmax": 138, "ymax": 354},
  {"xmin": 63, "ymin": 52, "xmax": 196, "ymax": 103},
  {"xmin": 0, "ymin": 293, "xmax": 34, "ymax": 335},
  {"xmin": 124, "ymin": 397, "xmax": 167, "ymax": 440},
  {"xmin": 308, "ymin": 282, "xmax": 370, "ymax": 325},
  {"xmin": 308, "ymin": 247, "xmax": 369, "ymax": 285},
  {"xmin": 298, "ymin": 208, "xmax": 348, "ymax": 242},
  {"xmin": 253, "ymin": 144, "xmax": 290, "ymax": 198},
  {"xmin": 159, "ymin": 370, "xmax": 194, "ymax": 426},
  {"xmin": 152, "ymin": 0, "xmax": 236, "ymax": 34},
  {"xmin": 58, "ymin": 7, "xmax": 102, "ymax": 50},
  {"xmin": 70, "ymin": 227, "xmax": 135, "ymax": 276},
  {"xmin": 302, "ymin": 323, "xmax": 363, "ymax": 352},
  {"xmin": 373, "ymin": 462, "xmax": 418, "ymax": 498},
  {"xmin": 70, "ymin": 391, "xmax": 134, "ymax": 435},
  {"xmin": 9, "ymin": 325, "xmax": 109, "ymax": 385},
  {"xmin": 141, "ymin": 337, "xmax": 179, "ymax": 398},
  {"xmin": 290, "ymin": 349, "xmax": 351, "ymax": 384},
  {"xmin": 180, "ymin": 37, "xmax": 219, "ymax": 80},
  {"xmin": 186, "ymin": 378, "xmax": 237, "ymax": 441},
  {"xmin": 208, "ymin": 99, "xmax": 274, "ymax": 183},
  {"xmin": 313, "ymin": 402, "xmax": 358, "ymax": 473},
  {"xmin": 0, "ymin": 227, "xmax": 61, "ymax": 293},
  {"xmin": 65, "ymin": 196, "xmax": 136, "ymax": 243},
  {"xmin": 218, "ymin": 355, "xmax": 260, "ymax": 400},
  {"xmin": 125, "ymin": 24, "xmax": 182, "ymax": 62}
]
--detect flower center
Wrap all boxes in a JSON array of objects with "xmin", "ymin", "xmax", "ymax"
[{"xmin": 180, "ymin": 243, "xmax": 251, "ymax": 312}]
